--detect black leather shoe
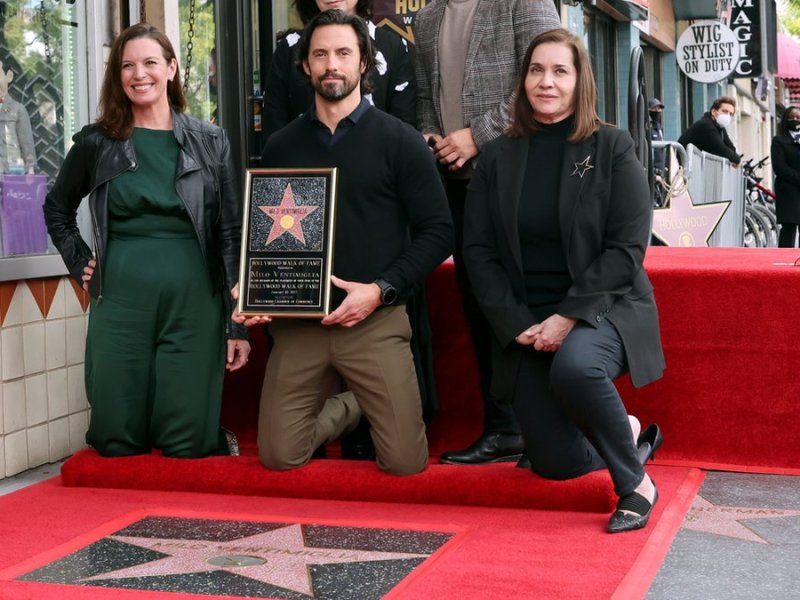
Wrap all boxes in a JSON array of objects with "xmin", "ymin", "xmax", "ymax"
[
  {"xmin": 341, "ymin": 419, "xmax": 375, "ymax": 461},
  {"xmin": 637, "ymin": 424, "xmax": 663, "ymax": 464},
  {"xmin": 607, "ymin": 486, "xmax": 659, "ymax": 533},
  {"xmin": 516, "ymin": 453, "xmax": 532, "ymax": 469},
  {"xmin": 439, "ymin": 433, "xmax": 525, "ymax": 465}
]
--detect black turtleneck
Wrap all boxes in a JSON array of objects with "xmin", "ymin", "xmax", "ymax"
[{"xmin": 518, "ymin": 116, "xmax": 573, "ymax": 317}]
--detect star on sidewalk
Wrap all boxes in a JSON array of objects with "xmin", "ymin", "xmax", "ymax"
[
  {"xmin": 81, "ymin": 524, "xmax": 428, "ymax": 596},
  {"xmin": 683, "ymin": 495, "xmax": 800, "ymax": 544},
  {"xmin": 259, "ymin": 183, "xmax": 318, "ymax": 246},
  {"xmin": 651, "ymin": 162, "xmax": 729, "ymax": 247}
]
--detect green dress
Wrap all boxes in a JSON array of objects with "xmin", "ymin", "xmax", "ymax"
[{"xmin": 84, "ymin": 128, "xmax": 227, "ymax": 457}]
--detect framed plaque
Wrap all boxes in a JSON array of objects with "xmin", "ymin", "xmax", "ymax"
[{"xmin": 237, "ymin": 168, "xmax": 338, "ymax": 317}]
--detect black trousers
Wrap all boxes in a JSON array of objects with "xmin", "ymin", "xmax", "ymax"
[
  {"xmin": 512, "ymin": 319, "xmax": 644, "ymax": 497},
  {"xmin": 447, "ymin": 178, "xmax": 519, "ymax": 435},
  {"xmin": 778, "ymin": 223, "xmax": 799, "ymax": 248}
]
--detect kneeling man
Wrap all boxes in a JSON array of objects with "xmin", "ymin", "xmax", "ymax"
[{"xmin": 238, "ymin": 9, "xmax": 453, "ymax": 475}]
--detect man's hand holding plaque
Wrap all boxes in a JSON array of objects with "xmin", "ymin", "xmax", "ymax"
[{"xmin": 320, "ymin": 275, "xmax": 382, "ymax": 328}]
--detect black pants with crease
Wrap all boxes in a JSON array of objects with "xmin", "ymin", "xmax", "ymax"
[
  {"xmin": 512, "ymin": 319, "xmax": 644, "ymax": 497},
  {"xmin": 446, "ymin": 177, "xmax": 520, "ymax": 435}
]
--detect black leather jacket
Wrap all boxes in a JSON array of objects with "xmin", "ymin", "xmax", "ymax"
[{"xmin": 43, "ymin": 111, "xmax": 246, "ymax": 339}]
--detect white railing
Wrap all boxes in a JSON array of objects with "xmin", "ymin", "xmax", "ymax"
[{"xmin": 681, "ymin": 143, "xmax": 746, "ymax": 246}]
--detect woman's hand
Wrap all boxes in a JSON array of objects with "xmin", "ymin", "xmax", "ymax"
[
  {"xmin": 230, "ymin": 284, "xmax": 272, "ymax": 327},
  {"xmin": 81, "ymin": 258, "xmax": 96, "ymax": 292},
  {"xmin": 515, "ymin": 325, "xmax": 539, "ymax": 347},
  {"xmin": 532, "ymin": 314, "xmax": 577, "ymax": 352},
  {"xmin": 226, "ymin": 339, "xmax": 251, "ymax": 371}
]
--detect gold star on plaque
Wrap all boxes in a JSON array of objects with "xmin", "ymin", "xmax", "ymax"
[{"xmin": 259, "ymin": 183, "xmax": 318, "ymax": 246}]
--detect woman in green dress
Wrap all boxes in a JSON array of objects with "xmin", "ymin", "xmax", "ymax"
[{"xmin": 44, "ymin": 23, "xmax": 249, "ymax": 458}]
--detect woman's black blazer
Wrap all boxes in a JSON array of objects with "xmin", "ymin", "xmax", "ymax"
[{"xmin": 463, "ymin": 125, "xmax": 665, "ymax": 388}]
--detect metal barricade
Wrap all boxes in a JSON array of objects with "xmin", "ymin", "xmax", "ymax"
[{"xmin": 679, "ymin": 144, "xmax": 745, "ymax": 246}]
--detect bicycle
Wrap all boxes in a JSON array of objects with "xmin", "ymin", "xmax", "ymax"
[{"xmin": 742, "ymin": 157, "xmax": 778, "ymax": 247}]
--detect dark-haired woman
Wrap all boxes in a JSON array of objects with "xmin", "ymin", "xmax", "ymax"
[
  {"xmin": 44, "ymin": 23, "xmax": 249, "ymax": 458},
  {"xmin": 263, "ymin": 0, "xmax": 416, "ymax": 136},
  {"xmin": 771, "ymin": 106, "xmax": 800, "ymax": 247},
  {"xmin": 463, "ymin": 29, "xmax": 665, "ymax": 533}
]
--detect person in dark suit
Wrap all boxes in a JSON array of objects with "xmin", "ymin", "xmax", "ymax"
[
  {"xmin": 678, "ymin": 96, "xmax": 741, "ymax": 166},
  {"xmin": 771, "ymin": 106, "xmax": 800, "ymax": 247},
  {"xmin": 414, "ymin": 0, "xmax": 561, "ymax": 465},
  {"xmin": 263, "ymin": 0, "xmax": 416, "ymax": 136},
  {"xmin": 462, "ymin": 29, "xmax": 665, "ymax": 533}
]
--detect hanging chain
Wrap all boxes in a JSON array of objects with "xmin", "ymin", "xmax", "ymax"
[
  {"xmin": 38, "ymin": 0, "xmax": 52, "ymax": 66},
  {"xmin": 140, "ymin": 0, "xmax": 146, "ymax": 23},
  {"xmin": 183, "ymin": 0, "xmax": 196, "ymax": 92}
]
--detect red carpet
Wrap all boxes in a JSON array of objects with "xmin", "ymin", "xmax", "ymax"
[
  {"xmin": 1, "ymin": 465, "xmax": 701, "ymax": 600},
  {"xmin": 62, "ymin": 247, "xmax": 800, "ymax": 511},
  {"xmin": 223, "ymin": 248, "xmax": 800, "ymax": 473},
  {"xmin": 62, "ymin": 451, "xmax": 618, "ymax": 513},
  {"xmin": 619, "ymin": 247, "xmax": 800, "ymax": 473}
]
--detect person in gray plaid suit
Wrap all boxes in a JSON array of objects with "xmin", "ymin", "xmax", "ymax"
[{"xmin": 414, "ymin": 0, "xmax": 560, "ymax": 465}]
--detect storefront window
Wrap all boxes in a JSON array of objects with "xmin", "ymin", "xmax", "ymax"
[
  {"xmin": 0, "ymin": 0, "xmax": 89, "ymax": 265},
  {"xmin": 585, "ymin": 9, "xmax": 618, "ymax": 125},
  {"xmin": 178, "ymin": 0, "xmax": 216, "ymax": 123}
]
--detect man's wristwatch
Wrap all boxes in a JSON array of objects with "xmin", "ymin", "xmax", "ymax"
[{"xmin": 373, "ymin": 278, "xmax": 397, "ymax": 305}]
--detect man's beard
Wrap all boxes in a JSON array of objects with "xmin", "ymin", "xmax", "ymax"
[{"xmin": 312, "ymin": 71, "xmax": 360, "ymax": 102}]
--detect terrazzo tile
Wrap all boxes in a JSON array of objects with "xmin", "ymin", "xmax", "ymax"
[
  {"xmin": 647, "ymin": 473, "xmax": 800, "ymax": 600},
  {"xmin": 17, "ymin": 515, "xmax": 455, "ymax": 599}
]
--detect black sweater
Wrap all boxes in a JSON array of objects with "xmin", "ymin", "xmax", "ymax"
[
  {"xmin": 261, "ymin": 106, "xmax": 454, "ymax": 308},
  {"xmin": 518, "ymin": 118, "xmax": 572, "ymax": 317}
]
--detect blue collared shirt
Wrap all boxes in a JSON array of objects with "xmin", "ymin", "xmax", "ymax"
[{"xmin": 306, "ymin": 97, "xmax": 372, "ymax": 146}]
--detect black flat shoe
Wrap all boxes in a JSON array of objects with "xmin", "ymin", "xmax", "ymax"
[
  {"xmin": 637, "ymin": 424, "xmax": 663, "ymax": 464},
  {"xmin": 607, "ymin": 486, "xmax": 659, "ymax": 533}
]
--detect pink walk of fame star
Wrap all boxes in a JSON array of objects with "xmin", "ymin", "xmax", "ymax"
[
  {"xmin": 82, "ymin": 524, "xmax": 428, "ymax": 596},
  {"xmin": 683, "ymin": 495, "xmax": 800, "ymax": 544},
  {"xmin": 259, "ymin": 183, "xmax": 318, "ymax": 246},
  {"xmin": 651, "ymin": 163, "xmax": 729, "ymax": 247}
]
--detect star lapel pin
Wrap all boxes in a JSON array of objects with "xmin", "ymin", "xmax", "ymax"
[{"xmin": 571, "ymin": 155, "xmax": 594, "ymax": 178}]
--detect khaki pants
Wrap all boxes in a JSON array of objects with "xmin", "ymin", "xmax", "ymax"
[{"xmin": 258, "ymin": 305, "xmax": 428, "ymax": 475}]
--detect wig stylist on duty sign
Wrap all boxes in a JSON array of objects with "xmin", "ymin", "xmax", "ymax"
[{"xmin": 676, "ymin": 20, "xmax": 741, "ymax": 83}]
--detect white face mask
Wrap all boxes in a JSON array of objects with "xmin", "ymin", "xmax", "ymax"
[{"xmin": 715, "ymin": 113, "xmax": 732, "ymax": 129}]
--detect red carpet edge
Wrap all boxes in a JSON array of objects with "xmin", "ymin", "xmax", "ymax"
[{"xmin": 611, "ymin": 468, "xmax": 706, "ymax": 599}]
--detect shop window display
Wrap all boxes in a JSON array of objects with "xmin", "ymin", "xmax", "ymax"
[{"xmin": 0, "ymin": 0, "xmax": 88, "ymax": 262}]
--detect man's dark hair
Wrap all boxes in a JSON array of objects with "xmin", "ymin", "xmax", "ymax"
[
  {"xmin": 297, "ymin": 9, "xmax": 377, "ymax": 95},
  {"xmin": 710, "ymin": 96, "xmax": 736, "ymax": 112},
  {"xmin": 295, "ymin": 0, "xmax": 374, "ymax": 24}
]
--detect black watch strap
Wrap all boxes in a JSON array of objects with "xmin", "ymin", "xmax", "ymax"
[{"xmin": 374, "ymin": 278, "xmax": 397, "ymax": 305}]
